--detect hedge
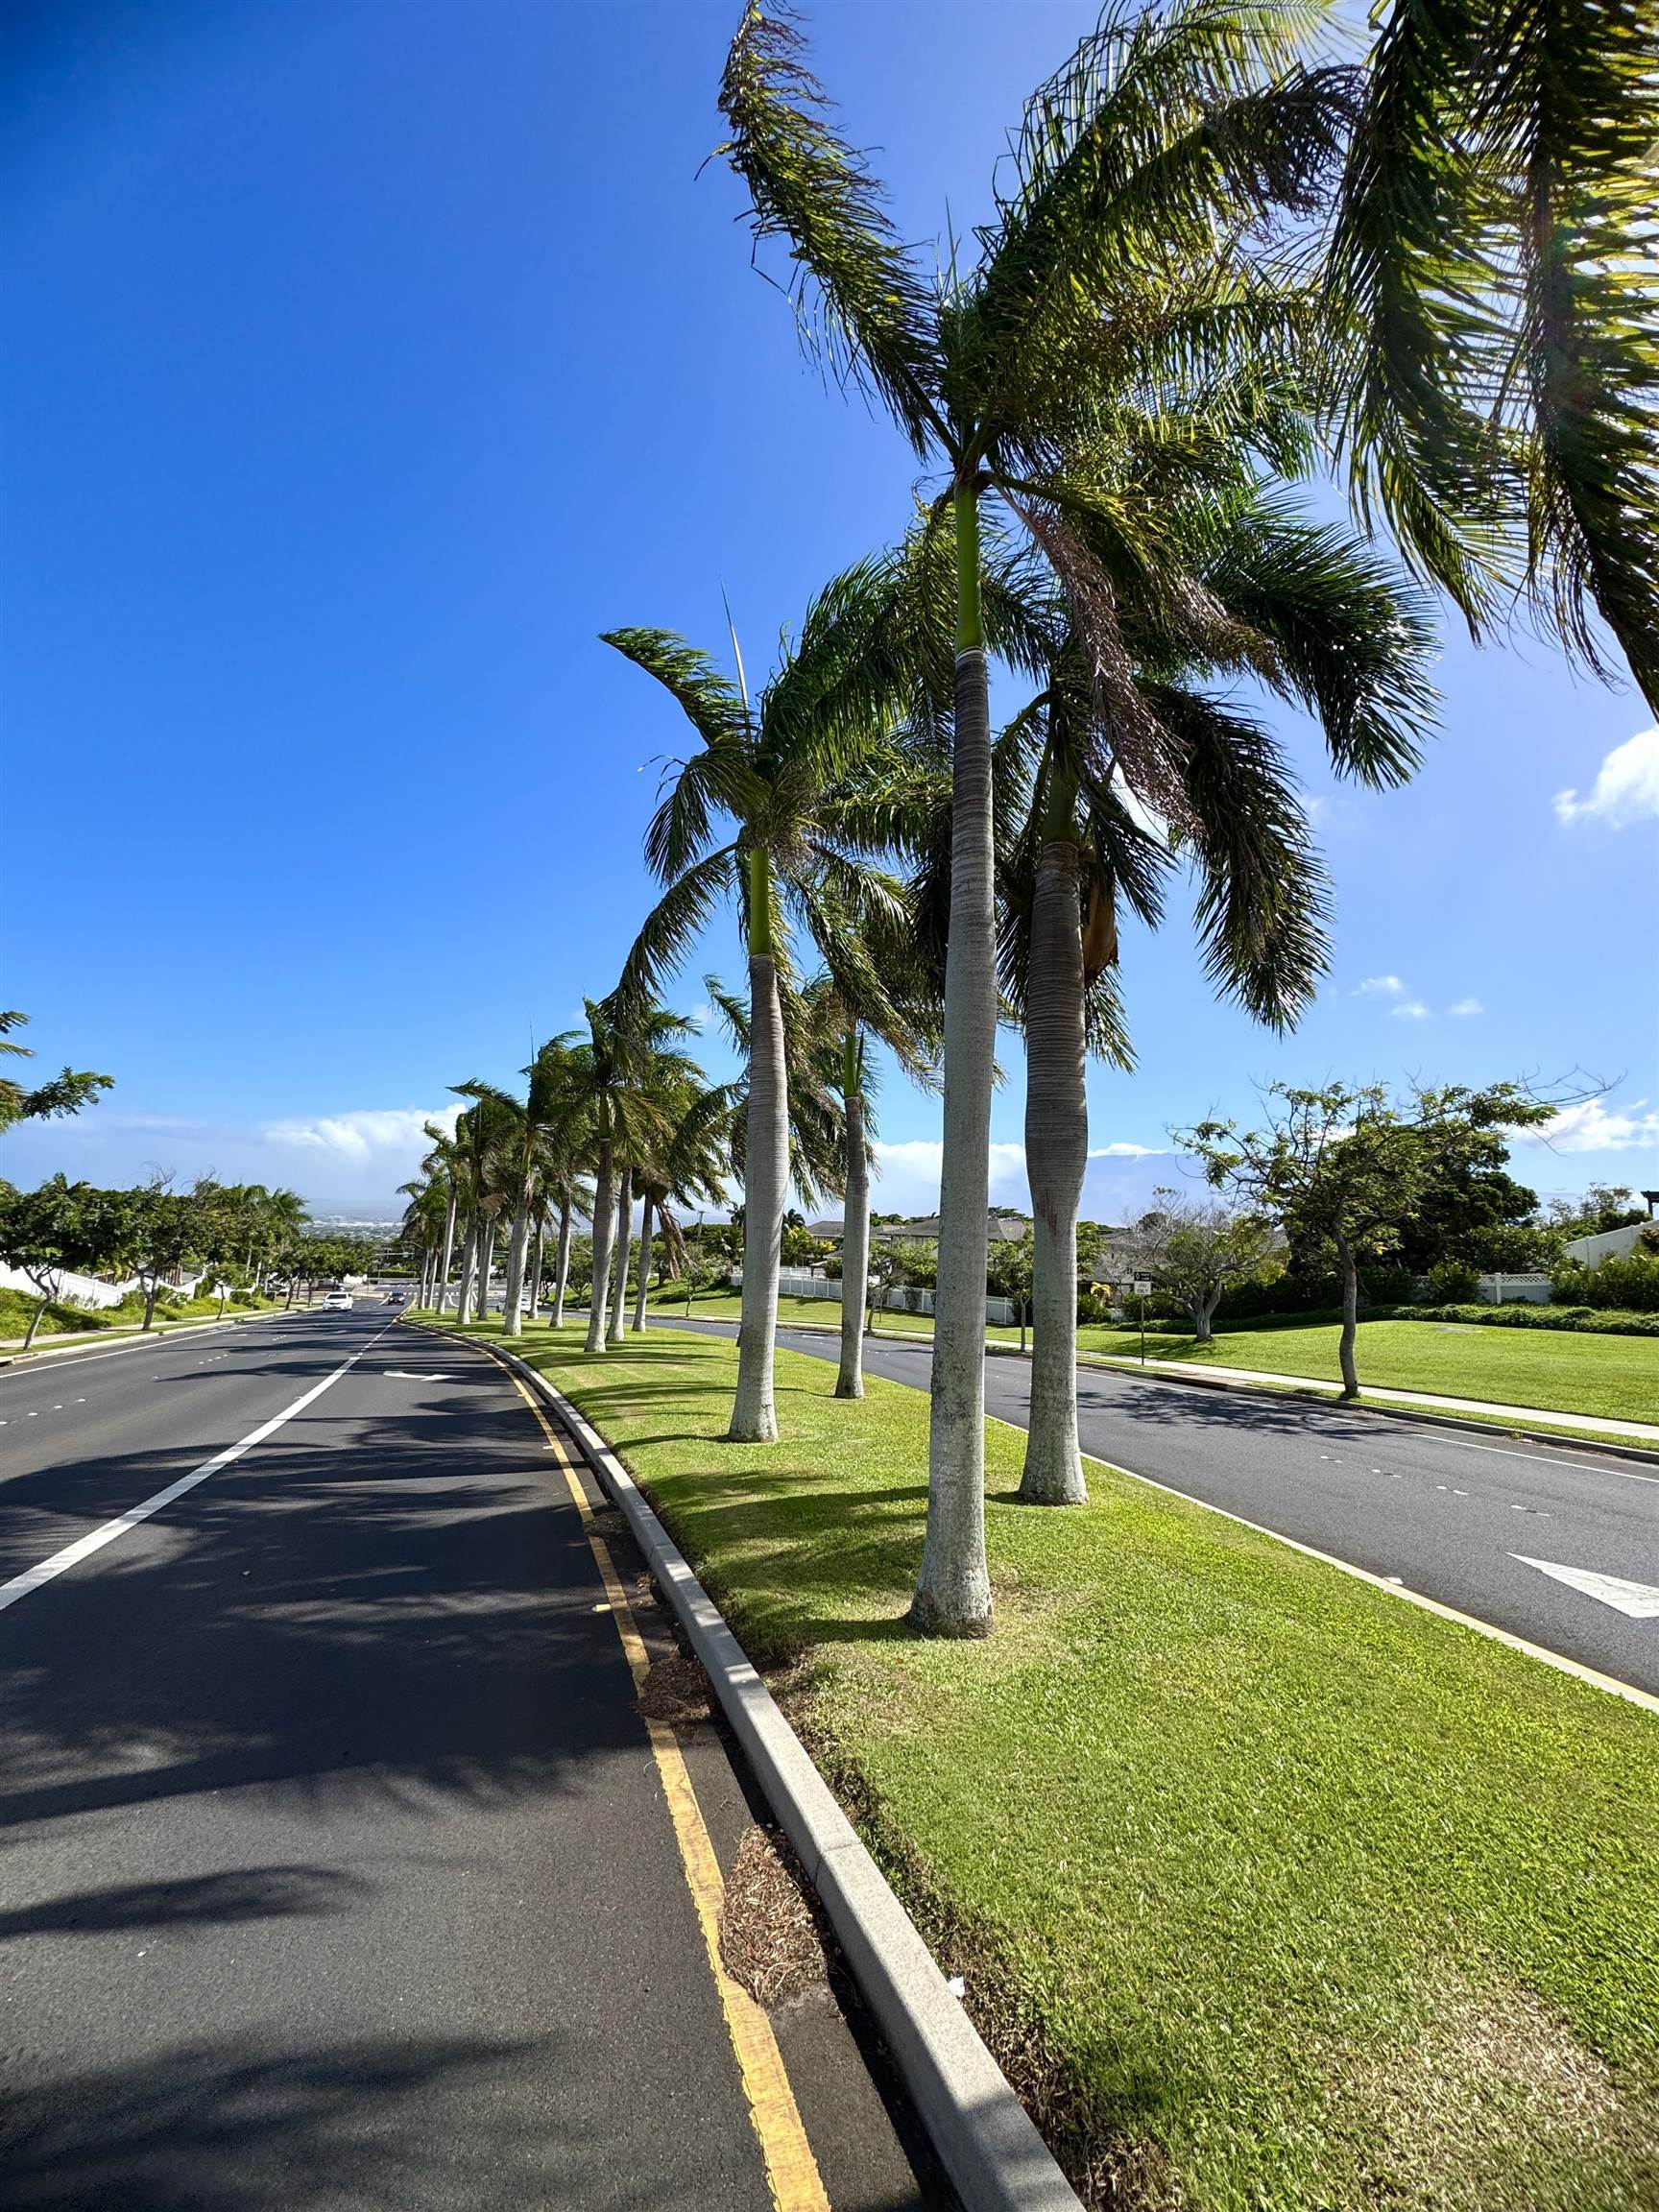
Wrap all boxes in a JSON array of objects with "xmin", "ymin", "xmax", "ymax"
[
  {"xmin": 1550, "ymin": 1253, "xmax": 1659, "ymax": 1312},
  {"xmin": 1414, "ymin": 1302, "xmax": 1659, "ymax": 1337}
]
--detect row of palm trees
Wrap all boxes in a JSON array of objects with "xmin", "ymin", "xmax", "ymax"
[
  {"xmin": 404, "ymin": 0, "xmax": 1656, "ymax": 1641},
  {"xmin": 398, "ymin": 1004, "xmax": 732, "ymax": 1351}
]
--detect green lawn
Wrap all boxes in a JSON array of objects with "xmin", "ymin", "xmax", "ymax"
[
  {"xmin": 428, "ymin": 1312, "xmax": 1659, "ymax": 2211},
  {"xmin": 646, "ymin": 1289, "xmax": 1656, "ymax": 1426},
  {"xmin": 1091, "ymin": 1316, "xmax": 1659, "ymax": 1424},
  {"xmin": 0, "ymin": 1285, "xmax": 283, "ymax": 1347},
  {"xmin": 647, "ymin": 1286, "xmax": 950, "ymax": 1341}
]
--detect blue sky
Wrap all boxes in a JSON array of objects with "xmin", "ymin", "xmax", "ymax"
[{"xmin": 5, "ymin": 0, "xmax": 1656, "ymax": 1222}]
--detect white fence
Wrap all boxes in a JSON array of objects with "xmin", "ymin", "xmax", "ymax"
[
  {"xmin": 0, "ymin": 1261, "xmax": 129, "ymax": 1310},
  {"xmin": 1475, "ymin": 1272, "xmax": 1552, "ymax": 1306},
  {"xmin": 0, "ymin": 1263, "xmax": 207, "ymax": 1311}
]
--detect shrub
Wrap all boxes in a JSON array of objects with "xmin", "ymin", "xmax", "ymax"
[
  {"xmin": 1551, "ymin": 1253, "xmax": 1659, "ymax": 1312},
  {"xmin": 1415, "ymin": 1301, "xmax": 1659, "ymax": 1337},
  {"xmin": 1076, "ymin": 1289, "xmax": 1118, "ymax": 1326},
  {"xmin": 1426, "ymin": 1259, "xmax": 1482, "ymax": 1305}
]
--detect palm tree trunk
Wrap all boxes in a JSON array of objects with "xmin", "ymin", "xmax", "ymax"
[
  {"xmin": 1336, "ymin": 1232, "xmax": 1360, "ymax": 1398},
  {"xmin": 435, "ymin": 1187, "xmax": 458, "ymax": 1312},
  {"xmin": 501, "ymin": 1196, "xmax": 530, "ymax": 1337},
  {"xmin": 528, "ymin": 1214, "xmax": 546, "ymax": 1322},
  {"xmin": 477, "ymin": 1217, "xmax": 496, "ymax": 1322},
  {"xmin": 836, "ymin": 1059, "xmax": 869, "ymax": 1400},
  {"xmin": 632, "ymin": 1195, "xmax": 654, "ymax": 1333},
  {"xmin": 1019, "ymin": 836, "xmax": 1088, "ymax": 1505},
  {"xmin": 911, "ymin": 481, "xmax": 995, "ymax": 1634},
  {"xmin": 552, "ymin": 1197, "xmax": 572, "ymax": 1329},
  {"xmin": 454, "ymin": 1214, "xmax": 478, "ymax": 1324},
  {"xmin": 608, "ymin": 1168, "xmax": 633, "ymax": 1345},
  {"xmin": 585, "ymin": 1136, "xmax": 615, "ymax": 1354},
  {"xmin": 730, "ymin": 852, "xmax": 787, "ymax": 1443}
]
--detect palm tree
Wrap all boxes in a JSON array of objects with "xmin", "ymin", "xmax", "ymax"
[
  {"xmin": 1328, "ymin": 2, "xmax": 1659, "ymax": 711},
  {"xmin": 415, "ymin": 1122, "xmax": 464, "ymax": 1312},
  {"xmin": 565, "ymin": 998, "xmax": 701, "ymax": 1355},
  {"xmin": 446, "ymin": 1092, "xmax": 517, "ymax": 1325},
  {"xmin": 603, "ymin": 602, "xmax": 917, "ymax": 1441},
  {"xmin": 999, "ymin": 489, "xmax": 1435, "ymax": 1502},
  {"xmin": 719, "ymin": 0, "xmax": 1356, "ymax": 1631},
  {"xmin": 629, "ymin": 1076, "xmax": 733, "ymax": 1333},
  {"xmin": 457, "ymin": 1042, "xmax": 587, "ymax": 1340}
]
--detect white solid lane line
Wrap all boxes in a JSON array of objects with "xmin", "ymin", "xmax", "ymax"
[{"xmin": 0, "ymin": 1319, "xmax": 397, "ymax": 1615}]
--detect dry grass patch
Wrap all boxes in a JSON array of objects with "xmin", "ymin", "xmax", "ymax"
[
  {"xmin": 635, "ymin": 1649, "xmax": 713, "ymax": 1727},
  {"xmin": 719, "ymin": 1824, "xmax": 828, "ymax": 2009}
]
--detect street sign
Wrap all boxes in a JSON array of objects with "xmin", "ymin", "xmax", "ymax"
[{"xmin": 1133, "ymin": 1280, "xmax": 1152, "ymax": 1296}]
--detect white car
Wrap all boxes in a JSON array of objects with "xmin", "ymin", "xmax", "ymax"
[{"xmin": 322, "ymin": 1289, "xmax": 352, "ymax": 1311}]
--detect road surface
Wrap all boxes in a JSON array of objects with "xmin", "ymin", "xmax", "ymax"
[
  {"xmin": 661, "ymin": 1318, "xmax": 1659, "ymax": 1699},
  {"xmin": 0, "ymin": 1307, "xmax": 938, "ymax": 2211}
]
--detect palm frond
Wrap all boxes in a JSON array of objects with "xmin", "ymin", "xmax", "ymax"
[
  {"xmin": 1200, "ymin": 492, "xmax": 1439, "ymax": 784},
  {"xmin": 717, "ymin": 4, "xmax": 943, "ymax": 454},
  {"xmin": 1149, "ymin": 683, "xmax": 1331, "ymax": 1027},
  {"xmin": 971, "ymin": 0, "xmax": 1353, "ymax": 448},
  {"xmin": 613, "ymin": 847, "xmax": 739, "ymax": 1014}
]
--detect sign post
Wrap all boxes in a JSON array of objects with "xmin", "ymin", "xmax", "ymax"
[{"xmin": 1132, "ymin": 1280, "xmax": 1152, "ymax": 1364}]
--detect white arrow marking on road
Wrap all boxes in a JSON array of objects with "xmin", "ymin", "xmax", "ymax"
[
  {"xmin": 1513, "ymin": 1556, "xmax": 1659, "ymax": 1619},
  {"xmin": 384, "ymin": 1370, "xmax": 453, "ymax": 1382}
]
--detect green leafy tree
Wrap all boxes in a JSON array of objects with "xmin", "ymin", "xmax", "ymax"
[
  {"xmin": 1115, "ymin": 1193, "xmax": 1280, "ymax": 1343},
  {"xmin": 988, "ymin": 1228, "xmax": 1036, "ymax": 1354},
  {"xmin": 720, "ymin": 0, "xmax": 1360, "ymax": 1631},
  {"xmin": 0, "ymin": 1013, "xmax": 113, "ymax": 1134},
  {"xmin": 0, "ymin": 1176, "xmax": 107, "ymax": 1347},
  {"xmin": 1182, "ymin": 1081, "xmax": 1554, "ymax": 1394}
]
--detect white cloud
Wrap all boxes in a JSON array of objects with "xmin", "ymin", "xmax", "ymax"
[
  {"xmin": 1515, "ymin": 1100, "xmax": 1659, "ymax": 1154},
  {"xmin": 1354, "ymin": 974, "xmax": 1405, "ymax": 999},
  {"xmin": 261, "ymin": 1105, "xmax": 461, "ymax": 1166},
  {"xmin": 871, "ymin": 1139, "xmax": 1030, "ymax": 1214},
  {"xmin": 1389, "ymin": 999, "xmax": 1431, "ymax": 1021},
  {"xmin": 1553, "ymin": 727, "xmax": 1659, "ymax": 829},
  {"xmin": 1087, "ymin": 1142, "xmax": 1166, "ymax": 1159},
  {"xmin": 1447, "ymin": 997, "xmax": 1483, "ymax": 1018}
]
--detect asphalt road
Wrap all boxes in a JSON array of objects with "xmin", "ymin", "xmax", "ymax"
[
  {"xmin": 661, "ymin": 1318, "xmax": 1659, "ymax": 1699},
  {"xmin": 0, "ymin": 1307, "xmax": 937, "ymax": 2211}
]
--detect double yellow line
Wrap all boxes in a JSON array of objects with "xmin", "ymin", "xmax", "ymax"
[{"xmin": 491, "ymin": 1352, "xmax": 830, "ymax": 2212}]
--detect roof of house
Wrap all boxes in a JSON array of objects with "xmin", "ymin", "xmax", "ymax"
[{"xmin": 868, "ymin": 1212, "xmax": 1030, "ymax": 1244}]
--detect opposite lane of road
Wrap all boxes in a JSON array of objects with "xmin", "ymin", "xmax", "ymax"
[{"xmin": 658, "ymin": 1318, "xmax": 1659, "ymax": 1699}]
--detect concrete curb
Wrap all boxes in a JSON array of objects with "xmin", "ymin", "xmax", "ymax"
[
  {"xmin": 472, "ymin": 1332, "xmax": 1083, "ymax": 2212},
  {"xmin": 0, "ymin": 1306, "xmax": 297, "ymax": 1369}
]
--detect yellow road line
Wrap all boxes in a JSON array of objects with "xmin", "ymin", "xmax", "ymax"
[{"xmin": 492, "ymin": 1352, "xmax": 830, "ymax": 2212}]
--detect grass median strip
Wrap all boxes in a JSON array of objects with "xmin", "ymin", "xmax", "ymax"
[{"xmin": 428, "ymin": 1313, "xmax": 1659, "ymax": 2212}]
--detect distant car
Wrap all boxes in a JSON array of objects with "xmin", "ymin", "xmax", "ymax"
[{"xmin": 322, "ymin": 1288, "xmax": 352, "ymax": 1311}]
